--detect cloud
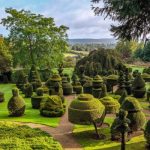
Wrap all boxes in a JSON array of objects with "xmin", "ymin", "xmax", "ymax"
[{"xmin": 0, "ymin": 0, "xmax": 114, "ymax": 38}]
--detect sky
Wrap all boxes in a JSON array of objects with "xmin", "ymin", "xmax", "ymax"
[{"xmin": 0, "ymin": 0, "xmax": 115, "ymax": 39}]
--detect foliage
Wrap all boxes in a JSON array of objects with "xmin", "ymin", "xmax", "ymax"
[
  {"xmin": 62, "ymin": 77, "xmax": 73, "ymax": 95},
  {"xmin": 0, "ymin": 92, "xmax": 4, "ymax": 102},
  {"xmin": 0, "ymin": 84, "xmax": 60, "ymax": 127},
  {"xmin": 132, "ymin": 73, "xmax": 146, "ymax": 98},
  {"xmin": 8, "ymin": 88, "xmax": 26, "ymax": 116},
  {"xmin": 1, "ymin": 8, "xmax": 69, "ymax": 68},
  {"xmin": 40, "ymin": 95, "xmax": 65, "ymax": 117},
  {"xmin": 144, "ymin": 120, "xmax": 150, "ymax": 147},
  {"xmin": 100, "ymin": 96, "xmax": 120, "ymax": 114},
  {"xmin": 0, "ymin": 36, "xmax": 12, "ymax": 73},
  {"xmin": 75, "ymin": 48, "xmax": 122, "ymax": 77},
  {"xmin": 24, "ymin": 83, "xmax": 33, "ymax": 98},
  {"xmin": 121, "ymin": 96, "xmax": 146, "ymax": 131},
  {"xmin": 68, "ymin": 94, "xmax": 105, "ymax": 125},
  {"xmin": 0, "ymin": 121, "xmax": 62, "ymax": 149},
  {"xmin": 92, "ymin": 0, "xmax": 150, "ymax": 40}
]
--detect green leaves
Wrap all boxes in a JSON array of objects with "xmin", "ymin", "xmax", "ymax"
[{"xmin": 1, "ymin": 8, "xmax": 69, "ymax": 68}]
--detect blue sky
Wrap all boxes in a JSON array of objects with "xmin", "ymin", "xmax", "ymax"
[{"xmin": 0, "ymin": 0, "xmax": 114, "ymax": 39}]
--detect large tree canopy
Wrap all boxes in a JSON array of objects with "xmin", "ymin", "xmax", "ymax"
[
  {"xmin": 0, "ymin": 36, "xmax": 12, "ymax": 73},
  {"xmin": 1, "ymin": 8, "xmax": 69, "ymax": 68},
  {"xmin": 91, "ymin": 0, "xmax": 150, "ymax": 41}
]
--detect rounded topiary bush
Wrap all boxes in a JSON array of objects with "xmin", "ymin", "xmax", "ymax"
[
  {"xmin": 0, "ymin": 92, "xmax": 4, "ymax": 102},
  {"xmin": 100, "ymin": 96, "xmax": 120, "ymax": 114},
  {"xmin": 40, "ymin": 95, "xmax": 65, "ymax": 117},
  {"xmin": 8, "ymin": 88, "xmax": 26, "ymax": 116},
  {"xmin": 68, "ymin": 94, "xmax": 105, "ymax": 125},
  {"xmin": 62, "ymin": 77, "xmax": 73, "ymax": 95},
  {"xmin": 72, "ymin": 81, "xmax": 83, "ymax": 94},
  {"xmin": 144, "ymin": 120, "xmax": 150, "ymax": 148},
  {"xmin": 31, "ymin": 88, "xmax": 45, "ymax": 109},
  {"xmin": 132, "ymin": 74, "xmax": 146, "ymax": 98},
  {"xmin": 121, "ymin": 96, "xmax": 146, "ymax": 131}
]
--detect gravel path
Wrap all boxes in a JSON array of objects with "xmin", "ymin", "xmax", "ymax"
[{"xmin": 20, "ymin": 95, "xmax": 82, "ymax": 150}]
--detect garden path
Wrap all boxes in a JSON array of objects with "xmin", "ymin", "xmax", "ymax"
[{"xmin": 20, "ymin": 95, "xmax": 82, "ymax": 150}]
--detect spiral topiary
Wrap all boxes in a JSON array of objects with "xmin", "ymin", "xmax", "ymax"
[
  {"xmin": 132, "ymin": 73, "xmax": 146, "ymax": 98},
  {"xmin": 121, "ymin": 96, "xmax": 146, "ymax": 131},
  {"xmin": 40, "ymin": 95, "xmax": 65, "ymax": 117},
  {"xmin": 62, "ymin": 77, "xmax": 73, "ymax": 95},
  {"xmin": 31, "ymin": 88, "xmax": 45, "ymax": 109},
  {"xmin": 24, "ymin": 83, "xmax": 33, "ymax": 98},
  {"xmin": 8, "ymin": 88, "xmax": 26, "ymax": 116},
  {"xmin": 144, "ymin": 120, "xmax": 150, "ymax": 148},
  {"xmin": 68, "ymin": 94, "xmax": 105, "ymax": 125},
  {"xmin": 100, "ymin": 96, "xmax": 120, "ymax": 114},
  {"xmin": 0, "ymin": 92, "xmax": 4, "ymax": 102}
]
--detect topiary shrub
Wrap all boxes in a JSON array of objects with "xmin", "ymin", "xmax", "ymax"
[
  {"xmin": 111, "ymin": 109, "xmax": 130, "ymax": 141},
  {"xmin": 31, "ymin": 88, "xmax": 45, "ymax": 109},
  {"xmin": 121, "ymin": 96, "xmax": 146, "ymax": 131},
  {"xmin": 132, "ymin": 73, "xmax": 146, "ymax": 98},
  {"xmin": 40, "ymin": 95, "xmax": 65, "ymax": 117},
  {"xmin": 68, "ymin": 94, "xmax": 106, "ymax": 138},
  {"xmin": 118, "ymin": 89, "xmax": 128, "ymax": 105},
  {"xmin": 72, "ymin": 81, "xmax": 83, "ymax": 94},
  {"xmin": 100, "ymin": 96, "xmax": 120, "ymax": 114},
  {"xmin": 62, "ymin": 77, "xmax": 73, "ymax": 95},
  {"xmin": 74, "ymin": 48, "xmax": 122, "ymax": 77},
  {"xmin": 0, "ymin": 92, "xmax": 4, "ymax": 102},
  {"xmin": 106, "ymin": 74, "xmax": 118, "ymax": 93},
  {"xmin": 8, "ymin": 88, "xmax": 26, "ymax": 116},
  {"xmin": 24, "ymin": 83, "xmax": 33, "ymax": 98},
  {"xmin": 142, "ymin": 73, "xmax": 150, "ymax": 82},
  {"xmin": 83, "ymin": 79, "xmax": 93, "ymax": 94},
  {"xmin": 144, "ymin": 120, "xmax": 150, "ymax": 148},
  {"xmin": 28, "ymin": 65, "xmax": 42, "ymax": 91}
]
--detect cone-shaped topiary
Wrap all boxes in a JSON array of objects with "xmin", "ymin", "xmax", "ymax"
[
  {"xmin": 144, "ymin": 120, "xmax": 150, "ymax": 148},
  {"xmin": 132, "ymin": 73, "xmax": 146, "ymax": 98},
  {"xmin": 68, "ymin": 94, "xmax": 106, "ymax": 138},
  {"xmin": 0, "ymin": 92, "xmax": 4, "ymax": 102},
  {"xmin": 62, "ymin": 77, "xmax": 73, "ymax": 95},
  {"xmin": 31, "ymin": 87, "xmax": 45, "ymax": 109},
  {"xmin": 106, "ymin": 74, "xmax": 118, "ymax": 93},
  {"xmin": 8, "ymin": 88, "xmax": 26, "ymax": 116},
  {"xmin": 28, "ymin": 65, "xmax": 42, "ymax": 91},
  {"xmin": 24, "ymin": 83, "xmax": 33, "ymax": 98},
  {"xmin": 40, "ymin": 95, "xmax": 65, "ymax": 117},
  {"xmin": 119, "ymin": 89, "xmax": 128, "ymax": 105},
  {"xmin": 121, "ymin": 96, "xmax": 146, "ymax": 131},
  {"xmin": 83, "ymin": 79, "xmax": 93, "ymax": 94},
  {"xmin": 100, "ymin": 96, "xmax": 120, "ymax": 114},
  {"xmin": 74, "ymin": 48, "xmax": 122, "ymax": 77}
]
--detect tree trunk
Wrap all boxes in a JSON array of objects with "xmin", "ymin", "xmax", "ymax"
[
  {"xmin": 121, "ymin": 131, "xmax": 125, "ymax": 150},
  {"xmin": 93, "ymin": 121, "xmax": 100, "ymax": 139}
]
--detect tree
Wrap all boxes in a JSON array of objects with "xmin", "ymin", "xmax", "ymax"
[
  {"xmin": 91, "ymin": 0, "xmax": 150, "ymax": 41},
  {"xmin": 1, "ymin": 8, "xmax": 69, "ymax": 68},
  {"xmin": 0, "ymin": 36, "xmax": 12, "ymax": 73}
]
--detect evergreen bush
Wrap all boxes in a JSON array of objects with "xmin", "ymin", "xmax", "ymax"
[
  {"xmin": 24, "ymin": 83, "xmax": 33, "ymax": 98},
  {"xmin": 121, "ymin": 96, "xmax": 146, "ymax": 131},
  {"xmin": 8, "ymin": 88, "xmax": 26, "ymax": 116},
  {"xmin": 83, "ymin": 79, "xmax": 93, "ymax": 94},
  {"xmin": 62, "ymin": 77, "xmax": 73, "ymax": 95},
  {"xmin": 144, "ymin": 120, "xmax": 150, "ymax": 148},
  {"xmin": 0, "ymin": 92, "xmax": 4, "ymax": 102}
]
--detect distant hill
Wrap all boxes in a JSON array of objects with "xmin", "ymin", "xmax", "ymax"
[{"xmin": 68, "ymin": 38, "xmax": 117, "ymax": 45}]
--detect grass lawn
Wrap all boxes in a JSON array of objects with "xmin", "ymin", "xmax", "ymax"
[
  {"xmin": 73, "ymin": 117, "xmax": 146, "ymax": 150},
  {"xmin": 0, "ymin": 84, "xmax": 60, "ymax": 127}
]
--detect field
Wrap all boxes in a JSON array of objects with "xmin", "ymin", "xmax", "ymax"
[{"xmin": 0, "ymin": 84, "xmax": 60, "ymax": 127}]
